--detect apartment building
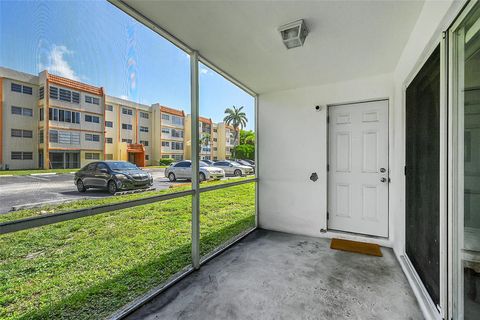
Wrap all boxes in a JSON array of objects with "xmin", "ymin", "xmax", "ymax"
[
  {"xmin": 1, "ymin": 66, "xmax": 240, "ymax": 170},
  {"xmin": 105, "ymin": 96, "xmax": 152, "ymax": 167},
  {"xmin": 0, "ymin": 68, "xmax": 39, "ymax": 170},
  {"xmin": 215, "ymin": 122, "xmax": 235, "ymax": 160},
  {"xmin": 184, "ymin": 115, "xmax": 213, "ymax": 160},
  {"xmin": 152, "ymin": 104, "xmax": 185, "ymax": 162}
]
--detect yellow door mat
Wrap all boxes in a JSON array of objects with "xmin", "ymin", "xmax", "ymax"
[{"xmin": 330, "ymin": 238, "xmax": 383, "ymax": 257}]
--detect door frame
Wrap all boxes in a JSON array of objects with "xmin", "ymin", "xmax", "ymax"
[
  {"xmin": 326, "ymin": 98, "xmax": 391, "ymax": 240},
  {"xmin": 401, "ymin": 32, "xmax": 448, "ymax": 320}
]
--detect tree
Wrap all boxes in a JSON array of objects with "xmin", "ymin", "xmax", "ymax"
[
  {"xmin": 234, "ymin": 130, "xmax": 255, "ymax": 160},
  {"xmin": 223, "ymin": 106, "xmax": 248, "ymax": 158},
  {"xmin": 200, "ymin": 133, "xmax": 211, "ymax": 152}
]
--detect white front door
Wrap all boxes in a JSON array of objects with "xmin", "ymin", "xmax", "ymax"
[{"xmin": 328, "ymin": 100, "xmax": 389, "ymax": 237}]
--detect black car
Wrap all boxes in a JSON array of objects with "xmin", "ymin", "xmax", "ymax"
[{"xmin": 74, "ymin": 161, "xmax": 153, "ymax": 194}]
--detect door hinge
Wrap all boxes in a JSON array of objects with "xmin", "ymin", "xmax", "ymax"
[
  {"xmin": 327, "ymin": 212, "xmax": 330, "ymax": 220},
  {"xmin": 404, "ymin": 166, "xmax": 407, "ymax": 176},
  {"xmin": 327, "ymin": 164, "xmax": 329, "ymax": 171},
  {"xmin": 327, "ymin": 115, "xmax": 330, "ymax": 123}
]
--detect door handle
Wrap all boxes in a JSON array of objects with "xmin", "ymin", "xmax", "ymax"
[{"xmin": 380, "ymin": 177, "xmax": 387, "ymax": 183}]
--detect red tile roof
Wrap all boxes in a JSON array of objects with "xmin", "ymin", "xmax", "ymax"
[{"xmin": 47, "ymin": 73, "xmax": 103, "ymax": 96}]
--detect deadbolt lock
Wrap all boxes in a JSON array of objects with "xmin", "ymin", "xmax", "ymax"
[{"xmin": 380, "ymin": 168, "xmax": 386, "ymax": 173}]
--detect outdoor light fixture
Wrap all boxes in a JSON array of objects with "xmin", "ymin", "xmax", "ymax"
[{"xmin": 278, "ymin": 19, "xmax": 308, "ymax": 49}]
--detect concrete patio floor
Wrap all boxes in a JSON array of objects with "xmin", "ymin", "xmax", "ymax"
[{"xmin": 126, "ymin": 230, "xmax": 422, "ymax": 320}]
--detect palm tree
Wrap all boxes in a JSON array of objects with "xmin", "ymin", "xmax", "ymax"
[
  {"xmin": 200, "ymin": 133, "xmax": 211, "ymax": 154},
  {"xmin": 223, "ymin": 106, "xmax": 248, "ymax": 158}
]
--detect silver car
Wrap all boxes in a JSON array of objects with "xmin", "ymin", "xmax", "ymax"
[
  {"xmin": 213, "ymin": 160, "xmax": 254, "ymax": 177},
  {"xmin": 165, "ymin": 160, "xmax": 225, "ymax": 182}
]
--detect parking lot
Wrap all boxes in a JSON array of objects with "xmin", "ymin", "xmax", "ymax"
[{"xmin": 0, "ymin": 168, "xmax": 174, "ymax": 214}]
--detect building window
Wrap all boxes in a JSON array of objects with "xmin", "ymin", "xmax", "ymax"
[
  {"xmin": 140, "ymin": 140, "xmax": 149, "ymax": 146},
  {"xmin": 22, "ymin": 130, "xmax": 33, "ymax": 138},
  {"xmin": 122, "ymin": 123, "xmax": 132, "ymax": 130},
  {"xmin": 213, "ymin": 128, "xmax": 217, "ymax": 133},
  {"xmin": 171, "ymin": 129, "xmax": 183, "ymax": 138},
  {"xmin": 22, "ymin": 86, "xmax": 32, "ymax": 95},
  {"xmin": 85, "ymin": 153, "xmax": 100, "ymax": 160},
  {"xmin": 39, "ymin": 130, "xmax": 44, "ymax": 143},
  {"xmin": 106, "ymin": 104, "xmax": 113, "ymax": 111},
  {"xmin": 39, "ymin": 108, "xmax": 44, "ymax": 121},
  {"xmin": 23, "ymin": 108, "xmax": 33, "ymax": 117},
  {"xmin": 49, "ymin": 130, "xmax": 59, "ymax": 143},
  {"xmin": 10, "ymin": 83, "xmax": 32, "ymax": 95},
  {"xmin": 85, "ymin": 114, "xmax": 100, "ymax": 123},
  {"xmin": 11, "ymin": 129, "xmax": 22, "ymax": 137},
  {"xmin": 105, "ymin": 121, "xmax": 113, "ymax": 127},
  {"xmin": 48, "ymin": 130, "xmax": 80, "ymax": 145},
  {"xmin": 161, "ymin": 141, "xmax": 170, "ymax": 147},
  {"xmin": 105, "ymin": 137, "xmax": 113, "ymax": 144},
  {"xmin": 171, "ymin": 142, "xmax": 183, "ymax": 150},
  {"xmin": 105, "ymin": 154, "xmax": 113, "ymax": 160},
  {"xmin": 145, "ymin": 155, "xmax": 149, "ymax": 160},
  {"xmin": 59, "ymin": 88, "xmax": 72, "ymax": 102},
  {"xmin": 49, "ymin": 86, "xmax": 58, "ymax": 99},
  {"xmin": 49, "ymin": 108, "xmax": 80, "ymax": 123},
  {"xmin": 85, "ymin": 95, "xmax": 100, "ymax": 105},
  {"xmin": 140, "ymin": 126, "xmax": 149, "ymax": 133},
  {"xmin": 11, "ymin": 129, "xmax": 32, "ymax": 138},
  {"xmin": 213, "ymin": 147, "xmax": 217, "ymax": 151},
  {"xmin": 85, "ymin": 133, "xmax": 100, "ymax": 142},
  {"xmin": 172, "ymin": 154, "xmax": 183, "ymax": 161},
  {"xmin": 39, "ymin": 87, "xmax": 44, "ymax": 99},
  {"xmin": 11, "ymin": 83, "xmax": 22, "ymax": 93},
  {"xmin": 11, "ymin": 151, "xmax": 32, "ymax": 160},
  {"xmin": 161, "ymin": 155, "xmax": 170, "ymax": 159},
  {"xmin": 122, "ymin": 138, "xmax": 133, "ymax": 144},
  {"xmin": 122, "ymin": 108, "xmax": 133, "ymax": 115},
  {"xmin": 140, "ymin": 111, "xmax": 149, "ymax": 119},
  {"xmin": 72, "ymin": 92, "xmax": 80, "ymax": 104},
  {"xmin": 48, "ymin": 86, "xmax": 79, "ymax": 103},
  {"xmin": 11, "ymin": 152, "xmax": 22, "ymax": 160},
  {"xmin": 11, "ymin": 106, "xmax": 32, "ymax": 117},
  {"xmin": 11, "ymin": 106, "xmax": 22, "ymax": 115},
  {"xmin": 161, "ymin": 113, "xmax": 170, "ymax": 120},
  {"xmin": 172, "ymin": 115, "xmax": 183, "ymax": 125},
  {"xmin": 213, "ymin": 138, "xmax": 217, "ymax": 142},
  {"xmin": 161, "ymin": 128, "xmax": 170, "ymax": 134}
]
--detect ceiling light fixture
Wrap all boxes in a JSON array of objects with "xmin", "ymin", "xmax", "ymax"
[{"xmin": 278, "ymin": 19, "xmax": 308, "ymax": 49}]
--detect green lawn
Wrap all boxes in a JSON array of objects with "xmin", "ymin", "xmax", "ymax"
[
  {"xmin": 0, "ymin": 181, "xmax": 255, "ymax": 319},
  {"xmin": 0, "ymin": 165, "xmax": 167, "ymax": 176},
  {"xmin": 0, "ymin": 168, "xmax": 76, "ymax": 176}
]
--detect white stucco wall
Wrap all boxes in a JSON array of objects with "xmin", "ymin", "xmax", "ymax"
[
  {"xmin": 258, "ymin": 73, "xmax": 394, "ymax": 238},
  {"xmin": 257, "ymin": 0, "xmax": 465, "ymax": 254}
]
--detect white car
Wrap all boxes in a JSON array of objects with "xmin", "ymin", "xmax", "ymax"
[
  {"xmin": 164, "ymin": 160, "xmax": 225, "ymax": 182},
  {"xmin": 213, "ymin": 160, "xmax": 254, "ymax": 177}
]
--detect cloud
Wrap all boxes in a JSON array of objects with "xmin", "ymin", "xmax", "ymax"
[{"xmin": 38, "ymin": 44, "xmax": 80, "ymax": 81}]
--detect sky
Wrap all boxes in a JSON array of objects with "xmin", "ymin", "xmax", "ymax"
[{"xmin": 0, "ymin": 0, "xmax": 255, "ymax": 130}]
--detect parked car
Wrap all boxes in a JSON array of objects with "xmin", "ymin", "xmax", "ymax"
[
  {"xmin": 74, "ymin": 161, "xmax": 153, "ymax": 194},
  {"xmin": 213, "ymin": 160, "xmax": 254, "ymax": 177},
  {"xmin": 201, "ymin": 159, "xmax": 215, "ymax": 166},
  {"xmin": 242, "ymin": 159, "xmax": 255, "ymax": 166},
  {"xmin": 165, "ymin": 160, "xmax": 225, "ymax": 182},
  {"xmin": 235, "ymin": 159, "xmax": 255, "ymax": 172}
]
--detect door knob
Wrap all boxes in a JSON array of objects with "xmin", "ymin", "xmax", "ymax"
[{"xmin": 380, "ymin": 177, "xmax": 387, "ymax": 183}]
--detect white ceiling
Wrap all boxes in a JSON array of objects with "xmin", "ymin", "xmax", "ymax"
[{"xmin": 123, "ymin": 0, "xmax": 424, "ymax": 94}]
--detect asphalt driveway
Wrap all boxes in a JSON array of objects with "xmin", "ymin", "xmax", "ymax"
[{"xmin": 0, "ymin": 168, "xmax": 172, "ymax": 214}]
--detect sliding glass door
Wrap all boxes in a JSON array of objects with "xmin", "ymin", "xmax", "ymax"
[
  {"xmin": 451, "ymin": 2, "xmax": 480, "ymax": 319},
  {"xmin": 405, "ymin": 45, "xmax": 441, "ymax": 307}
]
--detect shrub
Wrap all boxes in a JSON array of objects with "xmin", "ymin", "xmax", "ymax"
[{"xmin": 159, "ymin": 158, "xmax": 175, "ymax": 166}]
